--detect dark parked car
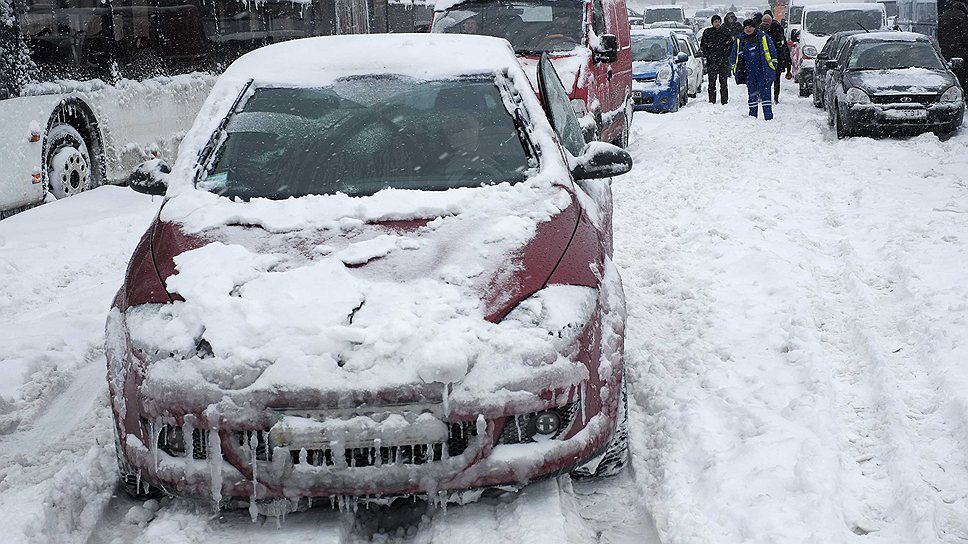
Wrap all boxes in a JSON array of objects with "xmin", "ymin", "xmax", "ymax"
[
  {"xmin": 107, "ymin": 34, "xmax": 633, "ymax": 510},
  {"xmin": 826, "ymin": 32, "xmax": 965, "ymax": 138},
  {"xmin": 813, "ymin": 30, "xmax": 865, "ymax": 109}
]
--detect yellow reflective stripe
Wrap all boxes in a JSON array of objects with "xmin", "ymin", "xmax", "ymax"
[
  {"xmin": 762, "ymin": 35, "xmax": 777, "ymax": 70},
  {"xmin": 732, "ymin": 38, "xmax": 740, "ymax": 73}
]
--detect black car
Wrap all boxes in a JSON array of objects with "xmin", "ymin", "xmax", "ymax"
[
  {"xmin": 826, "ymin": 32, "xmax": 965, "ymax": 138},
  {"xmin": 813, "ymin": 30, "xmax": 866, "ymax": 109}
]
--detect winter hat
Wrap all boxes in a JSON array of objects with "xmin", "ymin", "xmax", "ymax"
[
  {"xmin": 764, "ymin": 9, "xmax": 773, "ymax": 17},
  {"xmin": 753, "ymin": 12, "xmax": 763, "ymax": 25},
  {"xmin": 743, "ymin": 18, "xmax": 755, "ymax": 28}
]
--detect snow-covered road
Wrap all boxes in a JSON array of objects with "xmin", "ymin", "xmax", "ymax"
[{"xmin": 2, "ymin": 82, "xmax": 967, "ymax": 543}]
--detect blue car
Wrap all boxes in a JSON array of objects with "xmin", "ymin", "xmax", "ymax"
[{"xmin": 630, "ymin": 29, "xmax": 690, "ymax": 113}]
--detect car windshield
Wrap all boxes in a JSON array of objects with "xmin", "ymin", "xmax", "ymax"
[
  {"xmin": 431, "ymin": 0, "xmax": 584, "ymax": 54},
  {"xmin": 632, "ymin": 36, "xmax": 670, "ymax": 61},
  {"xmin": 645, "ymin": 8, "xmax": 684, "ymax": 23},
  {"xmin": 804, "ymin": 9, "xmax": 883, "ymax": 35},
  {"xmin": 847, "ymin": 41, "xmax": 945, "ymax": 70},
  {"xmin": 200, "ymin": 77, "xmax": 532, "ymax": 200}
]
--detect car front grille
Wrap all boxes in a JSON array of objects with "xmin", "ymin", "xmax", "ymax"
[
  {"xmin": 227, "ymin": 419, "xmax": 479, "ymax": 468},
  {"xmin": 871, "ymin": 93, "xmax": 936, "ymax": 105}
]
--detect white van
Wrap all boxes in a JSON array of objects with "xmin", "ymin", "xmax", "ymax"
[
  {"xmin": 785, "ymin": 0, "xmax": 836, "ymax": 40},
  {"xmin": 790, "ymin": 2, "xmax": 887, "ymax": 96},
  {"xmin": 644, "ymin": 5, "xmax": 687, "ymax": 26}
]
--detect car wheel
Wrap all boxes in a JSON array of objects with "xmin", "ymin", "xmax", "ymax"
[
  {"xmin": 834, "ymin": 105, "xmax": 850, "ymax": 139},
  {"xmin": 44, "ymin": 123, "xmax": 92, "ymax": 200},
  {"xmin": 572, "ymin": 381, "xmax": 629, "ymax": 479},
  {"xmin": 116, "ymin": 433, "xmax": 164, "ymax": 500}
]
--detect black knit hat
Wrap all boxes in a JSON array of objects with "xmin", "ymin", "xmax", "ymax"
[
  {"xmin": 712, "ymin": 14, "xmax": 722, "ymax": 23},
  {"xmin": 743, "ymin": 18, "xmax": 755, "ymax": 27}
]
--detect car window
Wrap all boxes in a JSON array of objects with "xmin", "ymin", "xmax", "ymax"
[
  {"xmin": 432, "ymin": 1, "xmax": 585, "ymax": 54},
  {"xmin": 847, "ymin": 40, "xmax": 944, "ymax": 70},
  {"xmin": 677, "ymin": 37, "xmax": 692, "ymax": 56},
  {"xmin": 593, "ymin": 0, "xmax": 606, "ymax": 35},
  {"xmin": 537, "ymin": 53, "xmax": 586, "ymax": 157},
  {"xmin": 200, "ymin": 77, "xmax": 532, "ymax": 199},
  {"xmin": 632, "ymin": 36, "xmax": 671, "ymax": 61}
]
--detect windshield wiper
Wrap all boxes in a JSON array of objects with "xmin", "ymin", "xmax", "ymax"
[
  {"xmin": 514, "ymin": 48, "xmax": 544, "ymax": 56},
  {"xmin": 195, "ymin": 78, "xmax": 254, "ymax": 181},
  {"xmin": 857, "ymin": 21, "xmax": 870, "ymax": 32}
]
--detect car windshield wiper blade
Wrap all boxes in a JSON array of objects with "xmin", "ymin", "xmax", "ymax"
[{"xmin": 515, "ymin": 48, "xmax": 543, "ymax": 55}]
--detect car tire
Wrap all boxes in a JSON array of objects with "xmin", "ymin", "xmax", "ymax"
[
  {"xmin": 834, "ymin": 105, "xmax": 850, "ymax": 139},
  {"xmin": 571, "ymin": 381, "xmax": 629, "ymax": 479},
  {"xmin": 115, "ymin": 433, "xmax": 164, "ymax": 500},
  {"xmin": 44, "ymin": 123, "xmax": 92, "ymax": 200}
]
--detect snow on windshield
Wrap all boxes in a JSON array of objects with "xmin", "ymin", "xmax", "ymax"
[
  {"xmin": 847, "ymin": 41, "xmax": 944, "ymax": 71},
  {"xmin": 632, "ymin": 36, "xmax": 670, "ymax": 62}
]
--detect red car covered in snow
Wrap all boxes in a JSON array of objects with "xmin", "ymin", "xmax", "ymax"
[{"xmin": 106, "ymin": 33, "xmax": 629, "ymax": 511}]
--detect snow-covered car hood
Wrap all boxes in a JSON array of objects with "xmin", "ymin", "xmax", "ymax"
[
  {"xmin": 123, "ymin": 181, "xmax": 590, "ymax": 418},
  {"xmin": 846, "ymin": 67, "xmax": 956, "ymax": 95},
  {"xmin": 632, "ymin": 60, "xmax": 670, "ymax": 78}
]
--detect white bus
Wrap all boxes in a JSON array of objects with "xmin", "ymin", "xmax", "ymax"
[{"xmin": 0, "ymin": 0, "xmax": 431, "ymax": 218}]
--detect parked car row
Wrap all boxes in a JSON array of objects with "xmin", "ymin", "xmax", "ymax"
[
  {"xmin": 814, "ymin": 31, "xmax": 964, "ymax": 138},
  {"xmin": 108, "ymin": 16, "xmax": 635, "ymax": 510}
]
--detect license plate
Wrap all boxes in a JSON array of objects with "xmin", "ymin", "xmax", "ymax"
[{"xmin": 887, "ymin": 109, "xmax": 927, "ymax": 120}]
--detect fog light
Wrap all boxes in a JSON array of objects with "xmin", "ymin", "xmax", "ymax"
[
  {"xmin": 158, "ymin": 424, "xmax": 186, "ymax": 456},
  {"xmin": 533, "ymin": 411, "xmax": 562, "ymax": 435}
]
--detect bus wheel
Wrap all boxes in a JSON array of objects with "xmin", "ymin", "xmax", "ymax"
[{"xmin": 45, "ymin": 124, "xmax": 92, "ymax": 199}]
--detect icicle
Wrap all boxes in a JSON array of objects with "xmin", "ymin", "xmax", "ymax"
[
  {"xmin": 516, "ymin": 416, "xmax": 523, "ymax": 443},
  {"xmin": 249, "ymin": 432, "xmax": 259, "ymax": 522},
  {"xmin": 579, "ymin": 381, "xmax": 588, "ymax": 425},
  {"xmin": 442, "ymin": 382, "xmax": 450, "ymax": 417},
  {"xmin": 208, "ymin": 428, "xmax": 223, "ymax": 508},
  {"xmin": 150, "ymin": 419, "xmax": 159, "ymax": 471},
  {"xmin": 373, "ymin": 438, "xmax": 382, "ymax": 467},
  {"xmin": 299, "ymin": 447, "xmax": 308, "ymax": 465},
  {"xmin": 183, "ymin": 422, "xmax": 194, "ymax": 458}
]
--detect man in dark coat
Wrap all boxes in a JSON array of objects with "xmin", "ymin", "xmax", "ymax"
[
  {"xmin": 730, "ymin": 19, "xmax": 778, "ymax": 119},
  {"xmin": 939, "ymin": 0, "xmax": 968, "ymax": 88},
  {"xmin": 701, "ymin": 15, "xmax": 733, "ymax": 104},
  {"xmin": 723, "ymin": 11, "xmax": 743, "ymax": 37},
  {"xmin": 761, "ymin": 12, "xmax": 792, "ymax": 102}
]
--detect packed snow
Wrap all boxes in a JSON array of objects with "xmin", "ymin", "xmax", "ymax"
[{"xmin": 2, "ymin": 79, "xmax": 968, "ymax": 544}]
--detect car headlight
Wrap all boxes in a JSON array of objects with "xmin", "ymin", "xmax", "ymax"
[
  {"xmin": 940, "ymin": 86, "xmax": 963, "ymax": 103},
  {"xmin": 501, "ymin": 285, "xmax": 598, "ymax": 351},
  {"xmin": 126, "ymin": 303, "xmax": 211, "ymax": 362},
  {"xmin": 802, "ymin": 45, "xmax": 818, "ymax": 58},
  {"xmin": 657, "ymin": 65, "xmax": 673, "ymax": 83},
  {"xmin": 845, "ymin": 87, "xmax": 871, "ymax": 104},
  {"xmin": 571, "ymin": 99, "xmax": 587, "ymax": 116}
]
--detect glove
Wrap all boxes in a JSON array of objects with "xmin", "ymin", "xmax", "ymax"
[{"xmin": 785, "ymin": 72, "xmax": 793, "ymax": 80}]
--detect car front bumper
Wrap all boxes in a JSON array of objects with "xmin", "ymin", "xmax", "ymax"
[
  {"xmin": 846, "ymin": 103, "xmax": 965, "ymax": 133},
  {"xmin": 632, "ymin": 81, "xmax": 679, "ymax": 112}
]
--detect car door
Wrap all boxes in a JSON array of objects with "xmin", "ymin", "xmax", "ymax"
[{"xmin": 537, "ymin": 53, "xmax": 614, "ymax": 256}]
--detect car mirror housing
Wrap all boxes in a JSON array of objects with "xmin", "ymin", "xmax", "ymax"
[
  {"xmin": 951, "ymin": 57, "xmax": 964, "ymax": 72},
  {"xmin": 570, "ymin": 142, "xmax": 633, "ymax": 181},
  {"xmin": 594, "ymin": 34, "xmax": 619, "ymax": 63},
  {"xmin": 129, "ymin": 159, "xmax": 170, "ymax": 196},
  {"xmin": 675, "ymin": 52, "xmax": 689, "ymax": 63}
]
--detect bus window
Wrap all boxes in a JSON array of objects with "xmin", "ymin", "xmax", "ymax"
[
  {"xmin": 113, "ymin": 0, "xmax": 166, "ymax": 78},
  {"xmin": 19, "ymin": 0, "xmax": 113, "ymax": 78},
  {"xmin": 263, "ymin": 0, "xmax": 316, "ymax": 43},
  {"xmin": 154, "ymin": 0, "xmax": 210, "ymax": 67}
]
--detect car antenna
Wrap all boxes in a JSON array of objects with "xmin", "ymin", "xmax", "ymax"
[{"xmin": 856, "ymin": 21, "xmax": 870, "ymax": 32}]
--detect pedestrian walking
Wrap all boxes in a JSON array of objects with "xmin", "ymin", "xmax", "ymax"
[
  {"xmin": 723, "ymin": 11, "xmax": 743, "ymax": 37},
  {"xmin": 939, "ymin": 0, "xmax": 968, "ymax": 88},
  {"xmin": 701, "ymin": 15, "xmax": 733, "ymax": 104},
  {"xmin": 729, "ymin": 19, "xmax": 778, "ymax": 120},
  {"xmin": 761, "ymin": 12, "xmax": 792, "ymax": 102}
]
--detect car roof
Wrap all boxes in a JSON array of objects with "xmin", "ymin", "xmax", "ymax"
[
  {"xmin": 804, "ymin": 2, "xmax": 885, "ymax": 11},
  {"xmin": 221, "ymin": 34, "xmax": 519, "ymax": 87},
  {"xmin": 845, "ymin": 31, "xmax": 929, "ymax": 43},
  {"xmin": 631, "ymin": 28, "xmax": 678, "ymax": 38}
]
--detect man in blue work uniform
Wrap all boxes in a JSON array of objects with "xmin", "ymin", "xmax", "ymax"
[{"xmin": 729, "ymin": 19, "xmax": 778, "ymax": 120}]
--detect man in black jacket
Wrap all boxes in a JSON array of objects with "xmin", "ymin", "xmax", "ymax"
[
  {"xmin": 723, "ymin": 12, "xmax": 743, "ymax": 37},
  {"xmin": 939, "ymin": 0, "xmax": 968, "ymax": 88},
  {"xmin": 701, "ymin": 15, "xmax": 733, "ymax": 104},
  {"xmin": 761, "ymin": 12, "xmax": 792, "ymax": 101}
]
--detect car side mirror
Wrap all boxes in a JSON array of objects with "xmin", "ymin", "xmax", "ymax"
[
  {"xmin": 570, "ymin": 141, "xmax": 633, "ymax": 181},
  {"xmin": 791, "ymin": 29, "xmax": 800, "ymax": 42},
  {"xmin": 675, "ymin": 52, "xmax": 689, "ymax": 63},
  {"xmin": 825, "ymin": 59, "xmax": 838, "ymax": 70},
  {"xmin": 951, "ymin": 57, "xmax": 964, "ymax": 71},
  {"xmin": 594, "ymin": 34, "xmax": 619, "ymax": 63},
  {"xmin": 816, "ymin": 53, "xmax": 828, "ymax": 61},
  {"xmin": 128, "ymin": 159, "xmax": 170, "ymax": 196}
]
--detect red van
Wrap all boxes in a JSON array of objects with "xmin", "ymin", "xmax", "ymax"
[{"xmin": 431, "ymin": 0, "xmax": 633, "ymax": 147}]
